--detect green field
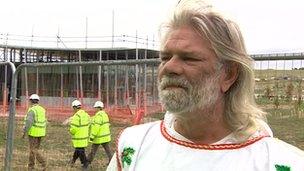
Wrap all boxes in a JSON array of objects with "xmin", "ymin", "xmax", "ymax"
[
  {"xmin": 1, "ymin": 111, "xmax": 304, "ymax": 170},
  {"xmin": 266, "ymin": 110, "xmax": 304, "ymax": 150}
]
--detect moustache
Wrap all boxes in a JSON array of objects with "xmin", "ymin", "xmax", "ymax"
[{"xmin": 159, "ymin": 76, "xmax": 190, "ymax": 91}]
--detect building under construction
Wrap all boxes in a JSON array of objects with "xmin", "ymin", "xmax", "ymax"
[
  {"xmin": 0, "ymin": 44, "xmax": 161, "ymax": 123},
  {"xmin": 2, "ymin": 42, "xmax": 304, "ymax": 123}
]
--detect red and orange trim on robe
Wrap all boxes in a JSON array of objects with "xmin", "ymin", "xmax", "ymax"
[{"xmin": 161, "ymin": 121, "xmax": 268, "ymax": 150}]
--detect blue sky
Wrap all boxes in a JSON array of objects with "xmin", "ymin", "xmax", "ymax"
[{"xmin": 0, "ymin": 0, "xmax": 303, "ymax": 54}]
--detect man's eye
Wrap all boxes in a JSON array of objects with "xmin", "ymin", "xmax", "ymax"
[
  {"xmin": 160, "ymin": 56, "xmax": 170, "ymax": 61},
  {"xmin": 183, "ymin": 57, "xmax": 199, "ymax": 61}
]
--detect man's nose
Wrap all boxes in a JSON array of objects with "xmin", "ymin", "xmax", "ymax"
[{"xmin": 161, "ymin": 56, "xmax": 183, "ymax": 75}]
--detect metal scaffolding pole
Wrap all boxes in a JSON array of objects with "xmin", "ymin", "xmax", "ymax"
[
  {"xmin": 36, "ymin": 67, "xmax": 39, "ymax": 94},
  {"xmin": 76, "ymin": 66, "xmax": 79, "ymax": 98},
  {"xmin": 135, "ymin": 31, "xmax": 139, "ymax": 109},
  {"xmin": 135, "ymin": 49, "xmax": 139, "ymax": 109},
  {"xmin": 124, "ymin": 51, "xmax": 129, "ymax": 105},
  {"xmin": 144, "ymin": 49, "xmax": 147, "ymax": 109},
  {"xmin": 98, "ymin": 50, "xmax": 102, "ymax": 99},
  {"xmin": 24, "ymin": 49, "xmax": 29, "ymax": 108},
  {"xmin": 35, "ymin": 51, "xmax": 39, "ymax": 95},
  {"xmin": 106, "ymin": 52, "xmax": 109, "ymax": 107},
  {"xmin": 78, "ymin": 50, "xmax": 83, "ymax": 101},
  {"xmin": 114, "ymin": 51, "xmax": 118, "ymax": 105}
]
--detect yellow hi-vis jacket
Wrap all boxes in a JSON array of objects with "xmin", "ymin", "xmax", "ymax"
[
  {"xmin": 90, "ymin": 110, "xmax": 111, "ymax": 144},
  {"xmin": 25, "ymin": 104, "xmax": 47, "ymax": 137},
  {"xmin": 69, "ymin": 109, "xmax": 90, "ymax": 148}
]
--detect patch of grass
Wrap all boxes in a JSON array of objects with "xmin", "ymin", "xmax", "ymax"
[
  {"xmin": 1, "ymin": 111, "xmax": 304, "ymax": 169},
  {"xmin": 267, "ymin": 114, "xmax": 304, "ymax": 150}
]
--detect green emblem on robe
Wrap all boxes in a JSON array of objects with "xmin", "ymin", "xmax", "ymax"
[
  {"xmin": 275, "ymin": 164, "xmax": 290, "ymax": 171},
  {"xmin": 121, "ymin": 147, "xmax": 135, "ymax": 168}
]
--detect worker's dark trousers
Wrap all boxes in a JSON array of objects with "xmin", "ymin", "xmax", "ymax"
[
  {"xmin": 71, "ymin": 148, "xmax": 88, "ymax": 167},
  {"xmin": 28, "ymin": 136, "xmax": 46, "ymax": 169},
  {"xmin": 87, "ymin": 142, "xmax": 112, "ymax": 164}
]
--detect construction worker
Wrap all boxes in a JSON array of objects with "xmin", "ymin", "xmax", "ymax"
[
  {"xmin": 22, "ymin": 94, "xmax": 47, "ymax": 171},
  {"xmin": 69, "ymin": 99, "xmax": 90, "ymax": 170},
  {"xmin": 87, "ymin": 101, "xmax": 112, "ymax": 164}
]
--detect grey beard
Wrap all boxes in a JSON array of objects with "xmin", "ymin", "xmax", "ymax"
[{"xmin": 158, "ymin": 74, "xmax": 220, "ymax": 115}]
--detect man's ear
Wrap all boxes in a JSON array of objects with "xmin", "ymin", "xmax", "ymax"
[{"xmin": 220, "ymin": 62, "xmax": 239, "ymax": 93}]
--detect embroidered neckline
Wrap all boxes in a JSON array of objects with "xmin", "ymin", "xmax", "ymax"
[{"xmin": 160, "ymin": 120, "xmax": 268, "ymax": 150}]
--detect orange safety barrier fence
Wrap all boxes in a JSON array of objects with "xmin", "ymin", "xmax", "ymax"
[{"xmin": 0, "ymin": 103, "xmax": 164, "ymax": 125}]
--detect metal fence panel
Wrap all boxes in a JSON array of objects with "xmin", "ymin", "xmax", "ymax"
[{"xmin": 4, "ymin": 59, "xmax": 161, "ymax": 170}]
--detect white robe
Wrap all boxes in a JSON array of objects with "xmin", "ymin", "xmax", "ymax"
[{"xmin": 107, "ymin": 113, "xmax": 304, "ymax": 171}]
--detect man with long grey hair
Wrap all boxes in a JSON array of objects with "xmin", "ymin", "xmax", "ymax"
[{"xmin": 107, "ymin": 0, "xmax": 304, "ymax": 170}]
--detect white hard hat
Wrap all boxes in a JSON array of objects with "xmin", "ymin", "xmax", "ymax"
[
  {"xmin": 29, "ymin": 94, "xmax": 40, "ymax": 101},
  {"xmin": 93, "ymin": 101, "xmax": 104, "ymax": 108},
  {"xmin": 72, "ymin": 100, "xmax": 81, "ymax": 107}
]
